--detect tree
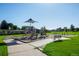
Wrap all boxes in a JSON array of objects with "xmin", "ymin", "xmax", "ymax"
[
  {"xmin": 40, "ymin": 27, "xmax": 46, "ymax": 35},
  {"xmin": 75, "ymin": 27, "xmax": 79, "ymax": 31},
  {"xmin": 21, "ymin": 26, "xmax": 27, "ymax": 30},
  {"xmin": 12, "ymin": 25, "xmax": 18, "ymax": 30},
  {"xmin": 8, "ymin": 23, "xmax": 14, "ymax": 30},
  {"xmin": 63, "ymin": 27, "xmax": 68, "ymax": 32},
  {"xmin": 17, "ymin": 27, "xmax": 20, "ymax": 30},
  {"xmin": 70, "ymin": 24, "xmax": 75, "ymax": 31},
  {"xmin": 56, "ymin": 27, "xmax": 62, "ymax": 32},
  {"xmin": 0, "ymin": 24, "xmax": 1, "ymax": 29},
  {"xmin": 1, "ymin": 20, "xmax": 8, "ymax": 29}
]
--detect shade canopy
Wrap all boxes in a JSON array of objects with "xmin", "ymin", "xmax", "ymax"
[{"xmin": 25, "ymin": 18, "xmax": 37, "ymax": 23}]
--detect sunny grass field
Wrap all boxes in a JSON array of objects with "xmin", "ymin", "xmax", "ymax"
[
  {"xmin": 47, "ymin": 31, "xmax": 79, "ymax": 35},
  {"xmin": 0, "ymin": 34, "xmax": 27, "ymax": 56},
  {"xmin": 43, "ymin": 36, "xmax": 79, "ymax": 56},
  {"xmin": 0, "ymin": 36, "xmax": 8, "ymax": 56}
]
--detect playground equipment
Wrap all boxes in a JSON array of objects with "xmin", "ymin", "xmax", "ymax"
[{"xmin": 24, "ymin": 18, "xmax": 47, "ymax": 40}]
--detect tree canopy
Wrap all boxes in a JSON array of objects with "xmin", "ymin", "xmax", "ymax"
[
  {"xmin": 0, "ymin": 20, "xmax": 8, "ymax": 29},
  {"xmin": 0, "ymin": 20, "xmax": 20, "ymax": 30}
]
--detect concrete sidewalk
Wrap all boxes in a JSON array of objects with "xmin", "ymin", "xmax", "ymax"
[
  {"xmin": 8, "ymin": 43, "xmax": 46, "ymax": 56},
  {"xmin": 8, "ymin": 38, "xmax": 53, "ymax": 56},
  {"xmin": 7, "ymin": 37, "xmax": 69, "ymax": 56}
]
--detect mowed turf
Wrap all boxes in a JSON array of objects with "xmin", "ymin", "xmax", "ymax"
[
  {"xmin": 43, "ymin": 36, "xmax": 79, "ymax": 56},
  {"xmin": 0, "ymin": 36, "xmax": 8, "ymax": 56},
  {"xmin": 47, "ymin": 31, "xmax": 79, "ymax": 35},
  {"xmin": 0, "ymin": 34, "xmax": 28, "ymax": 56}
]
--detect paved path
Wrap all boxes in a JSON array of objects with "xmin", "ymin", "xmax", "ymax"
[
  {"xmin": 7, "ymin": 37, "xmax": 69, "ymax": 56},
  {"xmin": 8, "ymin": 43, "xmax": 46, "ymax": 56},
  {"xmin": 7, "ymin": 38, "xmax": 53, "ymax": 56}
]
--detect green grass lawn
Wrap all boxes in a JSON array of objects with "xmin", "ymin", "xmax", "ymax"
[
  {"xmin": 0, "ymin": 34, "xmax": 27, "ymax": 56},
  {"xmin": 43, "ymin": 36, "xmax": 79, "ymax": 56},
  {"xmin": 47, "ymin": 31, "xmax": 79, "ymax": 35},
  {"xmin": 0, "ymin": 36, "xmax": 8, "ymax": 56}
]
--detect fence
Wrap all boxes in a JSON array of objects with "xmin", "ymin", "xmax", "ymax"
[{"xmin": 0, "ymin": 30, "xmax": 25, "ymax": 35}]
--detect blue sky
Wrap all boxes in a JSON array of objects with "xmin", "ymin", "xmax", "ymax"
[{"xmin": 0, "ymin": 3, "xmax": 79, "ymax": 30}]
